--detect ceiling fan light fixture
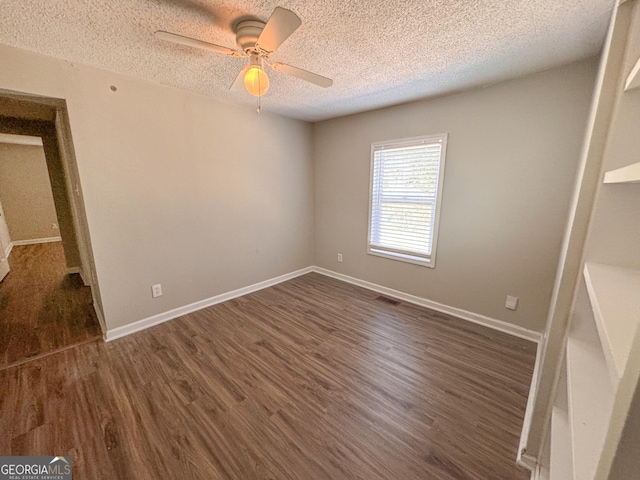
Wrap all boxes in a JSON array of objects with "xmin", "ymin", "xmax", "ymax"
[
  {"xmin": 156, "ymin": 7, "xmax": 333, "ymax": 106},
  {"xmin": 244, "ymin": 65, "xmax": 269, "ymax": 97}
]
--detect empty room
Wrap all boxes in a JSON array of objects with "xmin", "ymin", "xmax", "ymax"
[{"xmin": 0, "ymin": 0, "xmax": 639, "ymax": 479}]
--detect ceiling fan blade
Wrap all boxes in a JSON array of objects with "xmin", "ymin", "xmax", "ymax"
[
  {"xmin": 155, "ymin": 31, "xmax": 244, "ymax": 57},
  {"xmin": 270, "ymin": 62, "xmax": 333, "ymax": 88},
  {"xmin": 230, "ymin": 66, "xmax": 251, "ymax": 92},
  {"xmin": 255, "ymin": 7, "xmax": 301, "ymax": 54}
]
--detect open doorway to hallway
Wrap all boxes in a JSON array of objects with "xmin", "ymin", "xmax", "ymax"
[{"xmin": 0, "ymin": 91, "xmax": 104, "ymax": 369}]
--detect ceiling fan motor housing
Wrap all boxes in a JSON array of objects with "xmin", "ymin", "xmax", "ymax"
[{"xmin": 235, "ymin": 20, "xmax": 265, "ymax": 53}]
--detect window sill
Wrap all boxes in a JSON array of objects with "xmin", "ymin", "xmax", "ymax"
[{"xmin": 367, "ymin": 248, "xmax": 435, "ymax": 268}]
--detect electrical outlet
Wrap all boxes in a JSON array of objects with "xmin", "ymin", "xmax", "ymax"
[
  {"xmin": 152, "ymin": 284, "xmax": 163, "ymax": 298},
  {"xmin": 52, "ymin": 223, "xmax": 58, "ymax": 229},
  {"xmin": 505, "ymin": 295, "xmax": 519, "ymax": 310},
  {"xmin": 337, "ymin": 253, "xmax": 343, "ymax": 262}
]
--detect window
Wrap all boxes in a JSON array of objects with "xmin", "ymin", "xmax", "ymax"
[{"xmin": 368, "ymin": 134, "xmax": 448, "ymax": 267}]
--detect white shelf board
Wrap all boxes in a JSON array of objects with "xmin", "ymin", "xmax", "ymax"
[
  {"xmin": 566, "ymin": 284, "xmax": 615, "ymax": 480},
  {"xmin": 550, "ymin": 362, "xmax": 573, "ymax": 480},
  {"xmin": 603, "ymin": 162, "xmax": 640, "ymax": 184},
  {"xmin": 566, "ymin": 333, "xmax": 614, "ymax": 480},
  {"xmin": 539, "ymin": 433, "xmax": 551, "ymax": 480},
  {"xmin": 624, "ymin": 55, "xmax": 640, "ymax": 91},
  {"xmin": 583, "ymin": 263, "xmax": 640, "ymax": 382}
]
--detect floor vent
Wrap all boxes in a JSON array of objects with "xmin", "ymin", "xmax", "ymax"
[{"xmin": 375, "ymin": 295, "xmax": 401, "ymax": 306}]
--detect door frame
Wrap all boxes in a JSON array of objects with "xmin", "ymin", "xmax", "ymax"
[
  {"xmin": 0, "ymin": 89, "xmax": 105, "ymax": 333},
  {"xmin": 0, "ymin": 197, "xmax": 9, "ymax": 282},
  {"xmin": 0, "ymin": 195, "xmax": 11, "ymax": 257}
]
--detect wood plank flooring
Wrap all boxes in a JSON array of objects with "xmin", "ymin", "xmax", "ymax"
[
  {"xmin": 0, "ymin": 242, "xmax": 101, "ymax": 369},
  {"xmin": 0, "ymin": 273, "xmax": 537, "ymax": 479}
]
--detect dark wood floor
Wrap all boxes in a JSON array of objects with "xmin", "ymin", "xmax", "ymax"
[
  {"xmin": 0, "ymin": 273, "xmax": 536, "ymax": 479},
  {"xmin": 0, "ymin": 242, "xmax": 101, "ymax": 369}
]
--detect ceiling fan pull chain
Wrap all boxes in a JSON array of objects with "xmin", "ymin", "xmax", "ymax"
[{"xmin": 257, "ymin": 71, "xmax": 262, "ymax": 113}]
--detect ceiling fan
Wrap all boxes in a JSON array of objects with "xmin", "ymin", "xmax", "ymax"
[{"xmin": 155, "ymin": 7, "xmax": 333, "ymax": 100}]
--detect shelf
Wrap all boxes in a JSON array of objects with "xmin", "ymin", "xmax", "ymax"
[
  {"xmin": 567, "ymin": 336, "xmax": 614, "ymax": 480},
  {"xmin": 624, "ymin": 55, "xmax": 640, "ymax": 91},
  {"xmin": 603, "ymin": 162, "xmax": 640, "ymax": 184},
  {"xmin": 550, "ymin": 362, "xmax": 573, "ymax": 480},
  {"xmin": 583, "ymin": 263, "xmax": 640, "ymax": 382},
  {"xmin": 566, "ymin": 285, "xmax": 615, "ymax": 480}
]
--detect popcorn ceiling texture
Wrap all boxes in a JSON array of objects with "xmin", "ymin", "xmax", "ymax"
[{"xmin": 0, "ymin": 0, "xmax": 612, "ymax": 121}]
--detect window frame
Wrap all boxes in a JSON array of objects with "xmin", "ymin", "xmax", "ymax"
[{"xmin": 367, "ymin": 133, "xmax": 448, "ymax": 268}]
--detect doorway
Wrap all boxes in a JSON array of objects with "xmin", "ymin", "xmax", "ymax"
[
  {"xmin": 0, "ymin": 90, "xmax": 104, "ymax": 369},
  {"xmin": 0, "ymin": 134, "xmax": 61, "ymax": 281}
]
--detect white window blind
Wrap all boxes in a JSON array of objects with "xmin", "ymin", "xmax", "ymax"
[{"xmin": 368, "ymin": 134, "xmax": 447, "ymax": 267}]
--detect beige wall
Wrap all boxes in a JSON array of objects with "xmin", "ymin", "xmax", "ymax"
[
  {"xmin": 0, "ymin": 143, "xmax": 59, "ymax": 241},
  {"xmin": 313, "ymin": 59, "xmax": 598, "ymax": 332},
  {"xmin": 0, "ymin": 41, "xmax": 597, "ymax": 334},
  {"xmin": 0, "ymin": 43, "xmax": 314, "ymax": 330}
]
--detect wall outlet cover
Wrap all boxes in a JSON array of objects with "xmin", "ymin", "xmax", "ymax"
[{"xmin": 505, "ymin": 295, "xmax": 519, "ymax": 310}]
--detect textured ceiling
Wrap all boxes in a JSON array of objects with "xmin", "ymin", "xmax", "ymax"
[{"xmin": 0, "ymin": 0, "xmax": 613, "ymax": 122}]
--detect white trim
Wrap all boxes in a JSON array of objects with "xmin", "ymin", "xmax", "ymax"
[
  {"xmin": 94, "ymin": 302, "xmax": 107, "ymax": 337},
  {"xmin": 103, "ymin": 264, "xmax": 542, "ymax": 345},
  {"xmin": 4, "ymin": 242, "xmax": 12, "ymax": 259},
  {"xmin": 0, "ymin": 133, "xmax": 43, "ymax": 146},
  {"xmin": 67, "ymin": 266, "xmax": 90, "ymax": 286},
  {"xmin": 11, "ymin": 236, "xmax": 62, "ymax": 246},
  {"xmin": 518, "ymin": 339, "xmax": 546, "ymax": 470},
  {"xmin": 104, "ymin": 267, "xmax": 314, "ymax": 342},
  {"xmin": 529, "ymin": 464, "xmax": 542, "ymax": 480},
  {"xmin": 367, "ymin": 248, "xmax": 434, "ymax": 268},
  {"xmin": 519, "ymin": 451, "xmax": 539, "ymax": 473},
  {"xmin": 78, "ymin": 267, "xmax": 90, "ymax": 286},
  {"xmin": 312, "ymin": 267, "xmax": 543, "ymax": 343}
]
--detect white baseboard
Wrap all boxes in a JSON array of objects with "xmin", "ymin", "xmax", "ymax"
[
  {"xmin": 519, "ymin": 452, "xmax": 539, "ymax": 473},
  {"xmin": 104, "ymin": 265, "xmax": 542, "ymax": 346},
  {"xmin": 104, "ymin": 266, "xmax": 314, "ymax": 342},
  {"xmin": 4, "ymin": 242, "xmax": 12, "ymax": 259},
  {"xmin": 11, "ymin": 236, "xmax": 61, "ymax": 246},
  {"xmin": 530, "ymin": 464, "xmax": 542, "ymax": 480},
  {"xmin": 312, "ymin": 267, "xmax": 543, "ymax": 344},
  {"xmin": 66, "ymin": 266, "xmax": 89, "ymax": 287}
]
